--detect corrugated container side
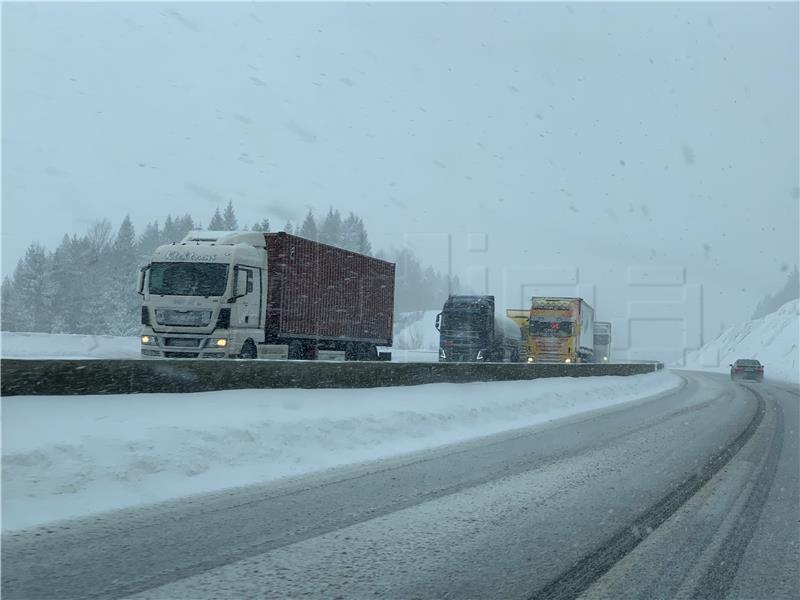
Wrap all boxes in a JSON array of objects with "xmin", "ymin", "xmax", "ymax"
[{"xmin": 265, "ymin": 233, "xmax": 394, "ymax": 344}]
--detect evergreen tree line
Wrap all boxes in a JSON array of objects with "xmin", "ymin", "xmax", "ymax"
[
  {"xmin": 387, "ymin": 249, "xmax": 461, "ymax": 314},
  {"xmin": 751, "ymin": 265, "xmax": 799, "ymax": 319},
  {"xmin": 1, "ymin": 202, "xmax": 459, "ymax": 335},
  {"xmin": 287, "ymin": 208, "xmax": 459, "ymax": 313}
]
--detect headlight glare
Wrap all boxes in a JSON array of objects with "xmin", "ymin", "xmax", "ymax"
[
  {"xmin": 141, "ymin": 335, "xmax": 157, "ymax": 346},
  {"xmin": 210, "ymin": 338, "xmax": 228, "ymax": 348}
]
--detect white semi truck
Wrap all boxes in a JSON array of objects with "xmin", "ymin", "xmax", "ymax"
[
  {"xmin": 138, "ymin": 231, "xmax": 395, "ymax": 359},
  {"xmin": 593, "ymin": 321, "xmax": 612, "ymax": 362}
]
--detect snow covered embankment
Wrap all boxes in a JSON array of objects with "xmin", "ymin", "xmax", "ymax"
[
  {"xmin": 384, "ymin": 309, "xmax": 441, "ymax": 362},
  {"xmin": 0, "ymin": 331, "xmax": 140, "ymax": 359},
  {"xmin": 2, "ymin": 372, "xmax": 681, "ymax": 531},
  {"xmin": 681, "ymin": 299, "xmax": 799, "ymax": 383}
]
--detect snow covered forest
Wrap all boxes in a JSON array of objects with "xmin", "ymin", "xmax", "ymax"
[{"xmin": 1, "ymin": 202, "xmax": 459, "ymax": 335}]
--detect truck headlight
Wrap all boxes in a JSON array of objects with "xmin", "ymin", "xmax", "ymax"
[
  {"xmin": 527, "ymin": 357, "xmax": 534, "ymax": 363},
  {"xmin": 210, "ymin": 338, "xmax": 228, "ymax": 348},
  {"xmin": 603, "ymin": 356, "xmax": 608, "ymax": 361},
  {"xmin": 141, "ymin": 335, "xmax": 157, "ymax": 346},
  {"xmin": 565, "ymin": 358, "xmax": 572, "ymax": 363}
]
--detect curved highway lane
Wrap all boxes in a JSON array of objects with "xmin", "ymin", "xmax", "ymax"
[{"xmin": 2, "ymin": 372, "xmax": 797, "ymax": 599}]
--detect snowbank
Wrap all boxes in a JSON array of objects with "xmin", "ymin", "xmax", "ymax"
[
  {"xmin": 680, "ymin": 299, "xmax": 799, "ymax": 383},
  {"xmin": 393, "ymin": 310, "xmax": 441, "ymax": 351},
  {"xmin": 2, "ymin": 372, "xmax": 680, "ymax": 530},
  {"xmin": 0, "ymin": 331, "xmax": 140, "ymax": 359}
]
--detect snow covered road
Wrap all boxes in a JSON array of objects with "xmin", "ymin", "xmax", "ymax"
[
  {"xmin": 2, "ymin": 372, "xmax": 679, "ymax": 530},
  {"xmin": 4, "ymin": 373, "xmax": 796, "ymax": 600}
]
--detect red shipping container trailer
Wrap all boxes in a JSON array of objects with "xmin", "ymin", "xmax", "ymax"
[{"xmin": 265, "ymin": 233, "xmax": 395, "ymax": 348}]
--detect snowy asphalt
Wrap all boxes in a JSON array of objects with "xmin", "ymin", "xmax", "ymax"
[{"xmin": 2, "ymin": 372, "xmax": 798, "ymax": 599}]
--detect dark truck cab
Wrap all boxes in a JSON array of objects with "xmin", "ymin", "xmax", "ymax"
[{"xmin": 435, "ymin": 295, "xmax": 521, "ymax": 362}]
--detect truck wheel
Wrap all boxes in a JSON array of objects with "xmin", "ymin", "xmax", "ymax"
[
  {"xmin": 240, "ymin": 340, "xmax": 257, "ymax": 359},
  {"xmin": 288, "ymin": 341, "xmax": 304, "ymax": 360}
]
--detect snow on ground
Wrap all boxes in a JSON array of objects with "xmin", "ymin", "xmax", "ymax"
[
  {"xmin": 1, "ymin": 331, "xmax": 140, "ymax": 359},
  {"xmin": 680, "ymin": 299, "xmax": 799, "ymax": 383},
  {"xmin": 393, "ymin": 310, "xmax": 441, "ymax": 351},
  {"xmin": 1, "ymin": 372, "xmax": 680, "ymax": 531}
]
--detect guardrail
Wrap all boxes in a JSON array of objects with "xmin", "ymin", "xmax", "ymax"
[{"xmin": 0, "ymin": 359, "xmax": 663, "ymax": 396}]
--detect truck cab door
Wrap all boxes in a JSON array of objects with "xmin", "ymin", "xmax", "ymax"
[{"xmin": 234, "ymin": 267, "xmax": 261, "ymax": 328}]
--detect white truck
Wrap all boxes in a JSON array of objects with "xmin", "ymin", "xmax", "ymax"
[
  {"xmin": 138, "ymin": 231, "xmax": 395, "ymax": 359},
  {"xmin": 593, "ymin": 321, "xmax": 612, "ymax": 362}
]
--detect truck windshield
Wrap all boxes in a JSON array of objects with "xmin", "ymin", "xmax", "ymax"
[
  {"xmin": 148, "ymin": 262, "xmax": 229, "ymax": 297},
  {"xmin": 531, "ymin": 319, "xmax": 574, "ymax": 337},
  {"xmin": 443, "ymin": 310, "xmax": 487, "ymax": 332}
]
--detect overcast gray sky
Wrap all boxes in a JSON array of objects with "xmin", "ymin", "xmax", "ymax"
[{"xmin": 2, "ymin": 2, "xmax": 798, "ymax": 359}]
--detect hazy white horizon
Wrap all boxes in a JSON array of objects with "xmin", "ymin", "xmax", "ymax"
[{"xmin": 3, "ymin": 1, "xmax": 798, "ymax": 356}]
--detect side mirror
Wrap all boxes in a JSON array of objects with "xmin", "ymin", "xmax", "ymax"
[
  {"xmin": 137, "ymin": 266, "xmax": 148, "ymax": 296},
  {"xmin": 435, "ymin": 313, "xmax": 442, "ymax": 331},
  {"xmin": 729, "ymin": 364, "xmax": 733, "ymax": 367}
]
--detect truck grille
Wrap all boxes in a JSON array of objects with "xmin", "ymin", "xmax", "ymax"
[
  {"xmin": 163, "ymin": 352, "xmax": 200, "ymax": 358},
  {"xmin": 533, "ymin": 338, "xmax": 567, "ymax": 362},
  {"xmin": 163, "ymin": 338, "xmax": 202, "ymax": 347},
  {"xmin": 155, "ymin": 309, "xmax": 212, "ymax": 327}
]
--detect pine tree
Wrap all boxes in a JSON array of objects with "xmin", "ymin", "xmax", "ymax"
[
  {"xmin": 174, "ymin": 214, "xmax": 196, "ymax": 239},
  {"xmin": 319, "ymin": 208, "xmax": 343, "ymax": 247},
  {"xmin": 161, "ymin": 215, "xmax": 176, "ymax": 244},
  {"xmin": 352, "ymin": 216, "xmax": 372, "ymax": 255},
  {"xmin": 85, "ymin": 220, "xmax": 113, "ymax": 256},
  {"xmin": 9, "ymin": 243, "xmax": 53, "ymax": 332},
  {"xmin": 79, "ymin": 225, "xmax": 113, "ymax": 334},
  {"xmin": 138, "ymin": 221, "xmax": 162, "ymax": 261},
  {"xmin": 1, "ymin": 276, "xmax": 19, "ymax": 331},
  {"xmin": 251, "ymin": 218, "xmax": 271, "ymax": 232},
  {"xmin": 341, "ymin": 213, "xmax": 359, "ymax": 251},
  {"xmin": 340, "ymin": 212, "xmax": 371, "ymax": 254},
  {"xmin": 63, "ymin": 235, "xmax": 101, "ymax": 334},
  {"xmin": 48, "ymin": 235, "xmax": 77, "ymax": 333},
  {"xmin": 284, "ymin": 221, "xmax": 294, "ymax": 235},
  {"xmin": 299, "ymin": 209, "xmax": 318, "ymax": 240},
  {"xmin": 106, "ymin": 216, "xmax": 140, "ymax": 336},
  {"xmin": 421, "ymin": 266, "xmax": 439, "ymax": 309},
  {"xmin": 208, "ymin": 208, "xmax": 225, "ymax": 230},
  {"xmin": 393, "ymin": 248, "xmax": 425, "ymax": 313},
  {"xmin": 222, "ymin": 201, "xmax": 238, "ymax": 230}
]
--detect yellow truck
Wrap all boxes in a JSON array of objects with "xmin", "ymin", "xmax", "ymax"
[{"xmin": 507, "ymin": 297, "xmax": 595, "ymax": 363}]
